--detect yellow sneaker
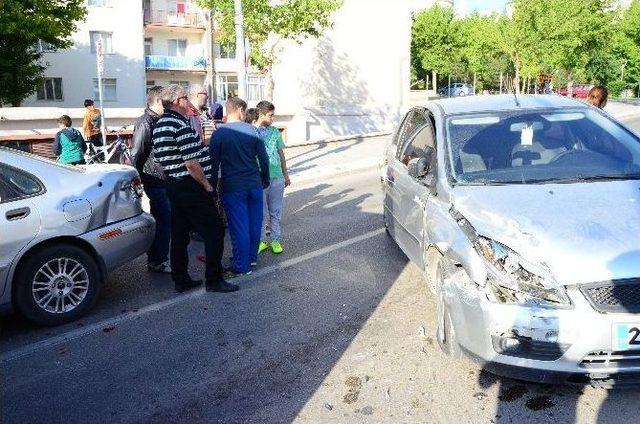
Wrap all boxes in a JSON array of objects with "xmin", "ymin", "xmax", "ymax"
[
  {"xmin": 258, "ymin": 241, "xmax": 269, "ymax": 254},
  {"xmin": 271, "ymin": 240, "xmax": 283, "ymax": 254}
]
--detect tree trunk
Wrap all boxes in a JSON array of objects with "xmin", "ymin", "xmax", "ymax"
[
  {"xmin": 514, "ymin": 54, "xmax": 521, "ymax": 95},
  {"xmin": 432, "ymin": 70, "xmax": 437, "ymax": 91},
  {"xmin": 265, "ymin": 65, "xmax": 275, "ymax": 102}
]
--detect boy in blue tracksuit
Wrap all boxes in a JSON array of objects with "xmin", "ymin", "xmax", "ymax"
[{"xmin": 210, "ymin": 97, "xmax": 270, "ymax": 277}]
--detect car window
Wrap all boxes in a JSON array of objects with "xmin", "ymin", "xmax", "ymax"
[
  {"xmin": 446, "ymin": 109, "xmax": 640, "ymax": 185},
  {"xmin": 0, "ymin": 165, "xmax": 44, "ymax": 202},
  {"xmin": 399, "ymin": 120, "xmax": 437, "ymax": 173},
  {"xmin": 395, "ymin": 108, "xmax": 428, "ymax": 159}
]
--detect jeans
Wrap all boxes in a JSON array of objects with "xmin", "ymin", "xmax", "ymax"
[
  {"xmin": 145, "ymin": 185, "xmax": 171, "ymax": 265},
  {"xmin": 166, "ymin": 177, "xmax": 224, "ymax": 284},
  {"xmin": 262, "ymin": 177, "xmax": 285, "ymax": 242},
  {"xmin": 222, "ymin": 187, "xmax": 263, "ymax": 273}
]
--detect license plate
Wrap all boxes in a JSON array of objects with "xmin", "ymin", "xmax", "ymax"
[{"xmin": 612, "ymin": 324, "xmax": 640, "ymax": 351}]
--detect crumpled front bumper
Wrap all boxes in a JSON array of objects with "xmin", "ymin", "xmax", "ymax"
[{"xmin": 444, "ymin": 270, "xmax": 640, "ymax": 387}]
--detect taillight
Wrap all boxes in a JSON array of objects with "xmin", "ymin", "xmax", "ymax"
[{"xmin": 131, "ymin": 176, "xmax": 144, "ymax": 198}]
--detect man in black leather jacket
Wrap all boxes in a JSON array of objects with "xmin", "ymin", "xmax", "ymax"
[{"xmin": 131, "ymin": 86, "xmax": 172, "ymax": 274}]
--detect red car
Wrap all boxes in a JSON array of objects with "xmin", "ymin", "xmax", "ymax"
[{"xmin": 558, "ymin": 84, "xmax": 593, "ymax": 98}]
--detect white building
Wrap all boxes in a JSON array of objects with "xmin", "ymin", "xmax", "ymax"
[{"xmin": 13, "ymin": 0, "xmax": 446, "ymax": 144}]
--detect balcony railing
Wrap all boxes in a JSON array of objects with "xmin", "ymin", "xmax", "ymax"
[
  {"xmin": 144, "ymin": 10, "xmax": 204, "ymax": 28},
  {"xmin": 145, "ymin": 55, "xmax": 206, "ymax": 71}
]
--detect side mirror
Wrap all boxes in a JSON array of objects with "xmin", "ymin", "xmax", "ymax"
[{"xmin": 408, "ymin": 157, "xmax": 428, "ymax": 179}]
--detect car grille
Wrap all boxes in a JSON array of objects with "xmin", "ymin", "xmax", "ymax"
[
  {"xmin": 580, "ymin": 350, "xmax": 640, "ymax": 370},
  {"xmin": 580, "ymin": 278, "xmax": 640, "ymax": 313}
]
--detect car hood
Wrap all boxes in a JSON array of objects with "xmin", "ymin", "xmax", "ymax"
[{"xmin": 451, "ymin": 180, "xmax": 640, "ymax": 285}]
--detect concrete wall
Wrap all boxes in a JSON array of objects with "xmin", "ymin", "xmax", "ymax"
[
  {"xmin": 269, "ymin": 0, "xmax": 416, "ymax": 144},
  {"xmin": 21, "ymin": 0, "xmax": 146, "ymax": 109}
]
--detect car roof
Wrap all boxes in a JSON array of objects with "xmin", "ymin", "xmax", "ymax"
[{"xmin": 427, "ymin": 94, "xmax": 589, "ymax": 116}]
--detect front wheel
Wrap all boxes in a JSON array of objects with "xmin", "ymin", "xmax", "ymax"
[
  {"xmin": 435, "ymin": 258, "xmax": 461, "ymax": 359},
  {"xmin": 14, "ymin": 244, "xmax": 102, "ymax": 326}
]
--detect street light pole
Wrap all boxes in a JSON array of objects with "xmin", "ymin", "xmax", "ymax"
[{"xmin": 234, "ymin": 0, "xmax": 247, "ymax": 100}]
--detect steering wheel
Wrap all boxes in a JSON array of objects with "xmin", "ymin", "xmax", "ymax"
[{"xmin": 549, "ymin": 149, "xmax": 585, "ymax": 165}]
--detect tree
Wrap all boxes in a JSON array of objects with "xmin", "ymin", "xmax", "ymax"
[
  {"xmin": 411, "ymin": 5, "xmax": 462, "ymax": 89},
  {"xmin": 197, "ymin": 0, "xmax": 342, "ymax": 101},
  {"xmin": 0, "ymin": 0, "xmax": 87, "ymax": 106}
]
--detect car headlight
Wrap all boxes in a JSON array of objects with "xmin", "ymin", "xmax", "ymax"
[{"xmin": 477, "ymin": 237, "xmax": 571, "ymax": 307}]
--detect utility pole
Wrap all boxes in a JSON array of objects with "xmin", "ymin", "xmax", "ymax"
[
  {"xmin": 234, "ymin": 0, "xmax": 247, "ymax": 99},
  {"xmin": 96, "ymin": 37, "xmax": 107, "ymax": 147},
  {"xmin": 205, "ymin": 9, "xmax": 217, "ymax": 103}
]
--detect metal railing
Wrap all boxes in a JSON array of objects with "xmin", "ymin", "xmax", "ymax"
[
  {"xmin": 144, "ymin": 55, "xmax": 206, "ymax": 71},
  {"xmin": 143, "ymin": 10, "xmax": 203, "ymax": 27}
]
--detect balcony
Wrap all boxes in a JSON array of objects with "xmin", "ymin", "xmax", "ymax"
[
  {"xmin": 144, "ymin": 10, "xmax": 205, "ymax": 30},
  {"xmin": 145, "ymin": 55, "xmax": 206, "ymax": 72}
]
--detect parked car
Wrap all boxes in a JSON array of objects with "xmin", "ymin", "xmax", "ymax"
[
  {"xmin": 558, "ymin": 84, "xmax": 592, "ymax": 98},
  {"xmin": 0, "ymin": 147, "xmax": 155, "ymax": 325},
  {"xmin": 382, "ymin": 94, "xmax": 640, "ymax": 386},
  {"xmin": 438, "ymin": 83, "xmax": 474, "ymax": 97}
]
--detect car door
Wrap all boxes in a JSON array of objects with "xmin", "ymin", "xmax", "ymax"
[
  {"xmin": 384, "ymin": 108, "xmax": 436, "ymax": 268},
  {"xmin": 0, "ymin": 164, "xmax": 43, "ymax": 297},
  {"xmin": 383, "ymin": 108, "xmax": 428, "ymax": 239}
]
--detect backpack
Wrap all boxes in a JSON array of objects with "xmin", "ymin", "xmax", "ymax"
[{"xmin": 91, "ymin": 113, "xmax": 102, "ymax": 129}]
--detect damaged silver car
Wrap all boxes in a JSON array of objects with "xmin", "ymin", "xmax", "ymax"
[
  {"xmin": 0, "ymin": 147, "xmax": 155, "ymax": 325},
  {"xmin": 382, "ymin": 95, "xmax": 640, "ymax": 386}
]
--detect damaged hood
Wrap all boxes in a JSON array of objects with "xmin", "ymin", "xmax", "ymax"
[{"xmin": 451, "ymin": 180, "xmax": 640, "ymax": 285}]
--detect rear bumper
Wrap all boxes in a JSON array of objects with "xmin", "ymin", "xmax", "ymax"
[{"xmin": 81, "ymin": 213, "xmax": 155, "ymax": 272}]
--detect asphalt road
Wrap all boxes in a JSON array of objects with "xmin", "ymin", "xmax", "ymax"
[{"xmin": 1, "ymin": 116, "xmax": 640, "ymax": 424}]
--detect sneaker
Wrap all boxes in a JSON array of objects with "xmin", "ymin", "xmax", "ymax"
[
  {"xmin": 223, "ymin": 268, "xmax": 252, "ymax": 279},
  {"xmin": 228, "ymin": 257, "xmax": 257, "ymax": 267},
  {"xmin": 271, "ymin": 240, "xmax": 284, "ymax": 254},
  {"xmin": 148, "ymin": 261, "xmax": 172, "ymax": 273},
  {"xmin": 206, "ymin": 279, "xmax": 240, "ymax": 293},
  {"xmin": 258, "ymin": 241, "xmax": 269, "ymax": 254},
  {"xmin": 175, "ymin": 278, "xmax": 202, "ymax": 293}
]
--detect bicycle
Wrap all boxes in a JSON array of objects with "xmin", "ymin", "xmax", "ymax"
[{"xmin": 84, "ymin": 127, "xmax": 132, "ymax": 165}]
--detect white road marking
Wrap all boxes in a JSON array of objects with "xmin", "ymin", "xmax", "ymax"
[{"xmin": 1, "ymin": 228, "xmax": 386, "ymax": 363}]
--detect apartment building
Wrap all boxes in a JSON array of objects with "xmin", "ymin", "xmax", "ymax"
[
  {"xmin": 22, "ymin": 0, "xmax": 146, "ymax": 108},
  {"xmin": 17, "ymin": 0, "xmax": 436, "ymax": 144}
]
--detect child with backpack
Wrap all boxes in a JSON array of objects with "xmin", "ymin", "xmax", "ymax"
[
  {"xmin": 53, "ymin": 115, "xmax": 86, "ymax": 165},
  {"xmin": 255, "ymin": 101, "xmax": 290, "ymax": 254}
]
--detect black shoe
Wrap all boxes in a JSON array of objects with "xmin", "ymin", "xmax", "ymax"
[
  {"xmin": 223, "ymin": 268, "xmax": 252, "ymax": 279},
  {"xmin": 205, "ymin": 279, "xmax": 240, "ymax": 293},
  {"xmin": 175, "ymin": 278, "xmax": 203, "ymax": 293}
]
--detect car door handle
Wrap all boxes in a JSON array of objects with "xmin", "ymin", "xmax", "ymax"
[{"xmin": 6, "ymin": 207, "xmax": 30, "ymax": 221}]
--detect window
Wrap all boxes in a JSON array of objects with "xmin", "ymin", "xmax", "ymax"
[
  {"xmin": 36, "ymin": 78, "xmax": 63, "ymax": 101},
  {"xmin": 395, "ymin": 108, "xmax": 428, "ymax": 159},
  {"xmin": 93, "ymin": 78, "xmax": 117, "ymax": 101},
  {"xmin": 37, "ymin": 40, "xmax": 55, "ymax": 52},
  {"xmin": 216, "ymin": 43, "xmax": 236, "ymax": 59},
  {"xmin": 170, "ymin": 80, "xmax": 190, "ymax": 90},
  {"xmin": 0, "ymin": 165, "xmax": 44, "ymax": 203},
  {"xmin": 88, "ymin": 0, "xmax": 112, "ymax": 5},
  {"xmin": 168, "ymin": 39, "xmax": 187, "ymax": 57},
  {"xmin": 144, "ymin": 38, "xmax": 153, "ymax": 55},
  {"xmin": 247, "ymin": 76, "xmax": 265, "ymax": 102},
  {"xmin": 90, "ymin": 31, "xmax": 113, "ymax": 54},
  {"xmin": 400, "ymin": 123, "xmax": 436, "ymax": 170},
  {"xmin": 216, "ymin": 75, "xmax": 238, "ymax": 102},
  {"xmin": 146, "ymin": 80, "xmax": 156, "ymax": 93}
]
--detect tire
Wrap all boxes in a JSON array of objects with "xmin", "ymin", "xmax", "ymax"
[
  {"xmin": 434, "ymin": 258, "xmax": 461, "ymax": 359},
  {"xmin": 14, "ymin": 244, "xmax": 101, "ymax": 326}
]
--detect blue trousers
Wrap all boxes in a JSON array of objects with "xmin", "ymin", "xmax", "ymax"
[
  {"xmin": 222, "ymin": 187, "xmax": 263, "ymax": 273},
  {"xmin": 145, "ymin": 186, "xmax": 171, "ymax": 265}
]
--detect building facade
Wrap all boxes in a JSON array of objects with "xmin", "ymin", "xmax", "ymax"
[{"xmin": 17, "ymin": 0, "xmax": 444, "ymax": 144}]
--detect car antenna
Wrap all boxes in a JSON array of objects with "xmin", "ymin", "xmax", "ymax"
[{"xmin": 513, "ymin": 90, "xmax": 521, "ymax": 107}]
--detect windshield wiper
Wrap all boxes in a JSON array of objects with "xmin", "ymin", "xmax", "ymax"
[{"xmin": 529, "ymin": 174, "xmax": 640, "ymax": 184}]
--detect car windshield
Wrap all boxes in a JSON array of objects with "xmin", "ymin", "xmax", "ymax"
[{"xmin": 446, "ymin": 108, "xmax": 640, "ymax": 185}]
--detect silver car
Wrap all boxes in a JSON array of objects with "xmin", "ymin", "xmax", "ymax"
[
  {"xmin": 382, "ymin": 95, "xmax": 640, "ymax": 386},
  {"xmin": 438, "ymin": 83, "xmax": 473, "ymax": 97},
  {"xmin": 0, "ymin": 147, "xmax": 155, "ymax": 325}
]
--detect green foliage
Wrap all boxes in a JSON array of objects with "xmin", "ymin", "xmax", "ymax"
[
  {"xmin": 411, "ymin": 0, "xmax": 640, "ymax": 96},
  {"xmin": 0, "ymin": 0, "xmax": 87, "ymax": 106},
  {"xmin": 196, "ymin": 0, "xmax": 342, "ymax": 71}
]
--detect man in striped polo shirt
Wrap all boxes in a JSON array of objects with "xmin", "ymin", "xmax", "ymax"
[{"xmin": 152, "ymin": 84, "xmax": 238, "ymax": 294}]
